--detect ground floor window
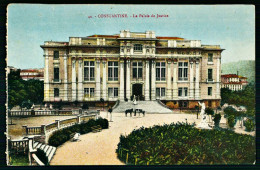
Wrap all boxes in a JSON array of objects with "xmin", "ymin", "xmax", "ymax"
[
  {"xmin": 156, "ymin": 88, "xmax": 165, "ymax": 97},
  {"xmin": 84, "ymin": 88, "xmax": 95, "ymax": 98},
  {"xmin": 208, "ymin": 87, "xmax": 212, "ymax": 95},
  {"xmin": 54, "ymin": 88, "xmax": 59, "ymax": 97},
  {"xmin": 179, "ymin": 101, "xmax": 188, "ymax": 108},
  {"xmin": 108, "ymin": 87, "xmax": 118, "ymax": 98},
  {"xmin": 178, "ymin": 87, "xmax": 188, "ymax": 97}
]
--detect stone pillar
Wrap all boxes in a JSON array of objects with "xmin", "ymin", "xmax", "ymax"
[
  {"xmin": 216, "ymin": 57, "xmax": 220, "ymax": 98},
  {"xmin": 44, "ymin": 49, "xmax": 50, "ymax": 101},
  {"xmin": 151, "ymin": 60, "xmax": 156, "ymax": 100},
  {"xmin": 126, "ymin": 59, "xmax": 131, "ymax": 100},
  {"xmin": 77, "ymin": 116, "xmax": 81, "ymax": 124},
  {"xmin": 145, "ymin": 60, "xmax": 150, "ymax": 101},
  {"xmin": 72, "ymin": 58, "xmax": 77, "ymax": 101},
  {"xmin": 78, "ymin": 59, "xmax": 83, "ymax": 101},
  {"xmin": 95, "ymin": 60, "xmax": 101, "ymax": 100},
  {"xmin": 167, "ymin": 61, "xmax": 172, "ymax": 100},
  {"xmin": 63, "ymin": 53, "xmax": 68, "ymax": 101},
  {"xmin": 172, "ymin": 61, "xmax": 178, "ymax": 99},
  {"xmin": 195, "ymin": 60, "xmax": 200, "ymax": 99},
  {"xmin": 22, "ymin": 125, "xmax": 28, "ymax": 135},
  {"xmin": 189, "ymin": 61, "xmax": 194, "ymax": 99},
  {"xmin": 102, "ymin": 60, "xmax": 107, "ymax": 100},
  {"xmin": 55, "ymin": 120, "xmax": 60, "ymax": 129},
  {"xmin": 119, "ymin": 60, "xmax": 124, "ymax": 100},
  {"xmin": 40, "ymin": 125, "xmax": 46, "ymax": 135}
]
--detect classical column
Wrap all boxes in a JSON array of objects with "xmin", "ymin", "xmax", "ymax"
[
  {"xmin": 216, "ymin": 57, "xmax": 220, "ymax": 98},
  {"xmin": 126, "ymin": 59, "xmax": 131, "ymax": 100},
  {"xmin": 63, "ymin": 53, "xmax": 68, "ymax": 101},
  {"xmin": 102, "ymin": 60, "xmax": 107, "ymax": 100},
  {"xmin": 172, "ymin": 61, "xmax": 178, "ymax": 99},
  {"xmin": 145, "ymin": 60, "xmax": 150, "ymax": 101},
  {"xmin": 72, "ymin": 58, "xmax": 77, "ymax": 101},
  {"xmin": 166, "ymin": 61, "xmax": 172, "ymax": 100},
  {"xmin": 119, "ymin": 60, "xmax": 124, "ymax": 100},
  {"xmin": 44, "ymin": 49, "xmax": 50, "ymax": 101},
  {"xmin": 189, "ymin": 61, "xmax": 194, "ymax": 99},
  {"xmin": 151, "ymin": 60, "xmax": 156, "ymax": 100},
  {"xmin": 95, "ymin": 59, "xmax": 101, "ymax": 100},
  {"xmin": 195, "ymin": 60, "xmax": 200, "ymax": 99},
  {"xmin": 77, "ymin": 59, "xmax": 83, "ymax": 101}
]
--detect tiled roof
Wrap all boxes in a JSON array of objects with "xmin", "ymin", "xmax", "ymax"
[{"xmin": 221, "ymin": 74, "xmax": 240, "ymax": 78}]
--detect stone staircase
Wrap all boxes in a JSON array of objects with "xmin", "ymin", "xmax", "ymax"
[
  {"xmin": 113, "ymin": 100, "xmax": 172, "ymax": 113},
  {"xmin": 33, "ymin": 142, "xmax": 57, "ymax": 162}
]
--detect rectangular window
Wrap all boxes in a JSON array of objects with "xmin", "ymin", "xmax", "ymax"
[
  {"xmin": 208, "ymin": 53, "xmax": 213, "ymax": 62},
  {"xmin": 134, "ymin": 44, "xmax": 143, "ymax": 52},
  {"xmin": 54, "ymin": 51, "xmax": 59, "ymax": 59},
  {"xmin": 208, "ymin": 87, "xmax": 212, "ymax": 96},
  {"xmin": 156, "ymin": 88, "xmax": 166, "ymax": 97},
  {"xmin": 54, "ymin": 68, "xmax": 59, "ymax": 81},
  {"xmin": 108, "ymin": 88, "xmax": 118, "ymax": 97},
  {"xmin": 132, "ymin": 62, "xmax": 143, "ymax": 79},
  {"xmin": 108, "ymin": 61, "xmax": 119, "ymax": 81},
  {"xmin": 208, "ymin": 69, "xmax": 213, "ymax": 81},
  {"xmin": 156, "ymin": 62, "xmax": 166, "ymax": 81},
  {"xmin": 84, "ymin": 61, "xmax": 95, "ymax": 81},
  {"xmin": 54, "ymin": 88, "xmax": 59, "ymax": 97},
  {"xmin": 84, "ymin": 88, "xmax": 95, "ymax": 98},
  {"xmin": 178, "ymin": 62, "xmax": 188, "ymax": 81},
  {"xmin": 178, "ymin": 87, "xmax": 188, "ymax": 97}
]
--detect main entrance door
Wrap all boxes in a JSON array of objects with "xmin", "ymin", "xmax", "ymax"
[{"xmin": 132, "ymin": 84, "xmax": 143, "ymax": 100}]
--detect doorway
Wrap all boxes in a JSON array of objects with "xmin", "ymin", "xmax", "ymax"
[{"xmin": 132, "ymin": 84, "xmax": 143, "ymax": 100}]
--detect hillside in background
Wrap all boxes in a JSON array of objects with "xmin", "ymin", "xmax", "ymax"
[{"xmin": 221, "ymin": 60, "xmax": 255, "ymax": 84}]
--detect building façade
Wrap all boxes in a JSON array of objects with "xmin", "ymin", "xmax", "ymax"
[{"xmin": 41, "ymin": 30, "xmax": 224, "ymax": 109}]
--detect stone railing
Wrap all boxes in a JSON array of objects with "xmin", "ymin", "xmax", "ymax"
[
  {"xmin": 156, "ymin": 99, "xmax": 171, "ymax": 109},
  {"xmin": 112, "ymin": 100, "xmax": 120, "ymax": 110},
  {"xmin": 9, "ymin": 110, "xmax": 77, "ymax": 117}
]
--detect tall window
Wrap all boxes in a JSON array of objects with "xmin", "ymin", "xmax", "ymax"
[
  {"xmin": 208, "ymin": 87, "xmax": 212, "ymax": 96},
  {"xmin": 54, "ymin": 88, "xmax": 59, "ymax": 97},
  {"xmin": 178, "ymin": 87, "xmax": 188, "ymax": 97},
  {"xmin": 208, "ymin": 53, "xmax": 213, "ymax": 62},
  {"xmin": 108, "ymin": 88, "xmax": 118, "ymax": 98},
  {"xmin": 108, "ymin": 62, "xmax": 118, "ymax": 81},
  {"xmin": 156, "ymin": 62, "xmax": 166, "ymax": 81},
  {"xmin": 208, "ymin": 69, "xmax": 213, "ymax": 81},
  {"xmin": 84, "ymin": 88, "xmax": 95, "ymax": 98},
  {"xmin": 178, "ymin": 62, "xmax": 188, "ymax": 81},
  {"xmin": 132, "ymin": 62, "xmax": 143, "ymax": 79},
  {"xmin": 54, "ymin": 68, "xmax": 59, "ymax": 81},
  {"xmin": 156, "ymin": 88, "xmax": 165, "ymax": 98},
  {"xmin": 54, "ymin": 51, "xmax": 59, "ymax": 59},
  {"xmin": 84, "ymin": 61, "xmax": 95, "ymax": 81},
  {"xmin": 134, "ymin": 44, "xmax": 143, "ymax": 52}
]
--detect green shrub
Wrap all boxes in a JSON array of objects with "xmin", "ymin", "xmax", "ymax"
[
  {"xmin": 36, "ymin": 148, "xmax": 49, "ymax": 165},
  {"xmin": 227, "ymin": 115, "xmax": 236, "ymax": 128},
  {"xmin": 48, "ymin": 118, "xmax": 109, "ymax": 147},
  {"xmin": 213, "ymin": 114, "xmax": 221, "ymax": 127},
  {"xmin": 116, "ymin": 123, "xmax": 255, "ymax": 165},
  {"xmin": 205, "ymin": 107, "xmax": 214, "ymax": 116},
  {"xmin": 9, "ymin": 152, "xmax": 29, "ymax": 166},
  {"xmin": 244, "ymin": 118, "xmax": 255, "ymax": 132}
]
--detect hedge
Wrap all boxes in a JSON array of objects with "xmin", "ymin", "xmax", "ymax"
[
  {"xmin": 244, "ymin": 118, "xmax": 255, "ymax": 132},
  {"xmin": 116, "ymin": 123, "xmax": 255, "ymax": 165},
  {"xmin": 48, "ymin": 118, "xmax": 108, "ymax": 147}
]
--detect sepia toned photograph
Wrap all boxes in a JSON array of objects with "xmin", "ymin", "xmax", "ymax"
[{"xmin": 6, "ymin": 4, "xmax": 255, "ymax": 166}]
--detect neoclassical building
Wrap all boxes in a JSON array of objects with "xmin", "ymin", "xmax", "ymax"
[{"xmin": 41, "ymin": 30, "xmax": 224, "ymax": 108}]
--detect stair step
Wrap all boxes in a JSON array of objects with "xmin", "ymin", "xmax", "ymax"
[
  {"xmin": 46, "ymin": 146, "xmax": 53, "ymax": 157},
  {"xmin": 36, "ymin": 143, "xmax": 42, "ymax": 149},
  {"xmin": 40, "ymin": 144, "xmax": 46, "ymax": 151},
  {"xmin": 33, "ymin": 142, "xmax": 39, "ymax": 148},
  {"xmin": 48, "ymin": 147, "xmax": 56, "ymax": 161},
  {"xmin": 43, "ymin": 145, "xmax": 50, "ymax": 153}
]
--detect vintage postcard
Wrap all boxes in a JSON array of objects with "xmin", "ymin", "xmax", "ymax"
[{"xmin": 6, "ymin": 4, "xmax": 255, "ymax": 166}]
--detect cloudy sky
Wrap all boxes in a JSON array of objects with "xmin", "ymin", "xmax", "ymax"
[{"xmin": 7, "ymin": 4, "xmax": 255, "ymax": 69}]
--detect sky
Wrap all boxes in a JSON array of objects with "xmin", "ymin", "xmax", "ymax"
[{"xmin": 7, "ymin": 4, "xmax": 255, "ymax": 69}]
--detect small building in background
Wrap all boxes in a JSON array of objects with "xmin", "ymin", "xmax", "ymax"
[
  {"xmin": 6, "ymin": 66, "xmax": 17, "ymax": 74},
  {"xmin": 221, "ymin": 73, "xmax": 248, "ymax": 91},
  {"xmin": 20, "ymin": 68, "xmax": 44, "ymax": 81}
]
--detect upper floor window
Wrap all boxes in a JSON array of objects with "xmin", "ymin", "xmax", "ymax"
[
  {"xmin": 178, "ymin": 62, "xmax": 188, "ymax": 81},
  {"xmin": 54, "ymin": 88, "xmax": 59, "ymax": 97},
  {"xmin": 54, "ymin": 67, "xmax": 59, "ymax": 82},
  {"xmin": 178, "ymin": 87, "xmax": 188, "ymax": 97},
  {"xmin": 108, "ymin": 61, "xmax": 118, "ymax": 81},
  {"xmin": 208, "ymin": 69, "xmax": 213, "ymax": 81},
  {"xmin": 156, "ymin": 62, "xmax": 166, "ymax": 81},
  {"xmin": 84, "ymin": 61, "xmax": 95, "ymax": 81},
  {"xmin": 208, "ymin": 53, "xmax": 213, "ymax": 62},
  {"xmin": 208, "ymin": 87, "xmax": 212, "ymax": 96},
  {"xmin": 54, "ymin": 51, "xmax": 59, "ymax": 59},
  {"xmin": 132, "ymin": 62, "xmax": 143, "ymax": 79},
  {"xmin": 134, "ymin": 44, "xmax": 143, "ymax": 52}
]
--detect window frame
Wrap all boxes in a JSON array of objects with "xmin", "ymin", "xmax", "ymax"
[
  {"xmin": 208, "ymin": 53, "xmax": 213, "ymax": 62},
  {"xmin": 156, "ymin": 62, "xmax": 166, "ymax": 81},
  {"xmin": 178, "ymin": 62, "xmax": 188, "ymax": 81},
  {"xmin": 132, "ymin": 62, "xmax": 143, "ymax": 79},
  {"xmin": 54, "ymin": 67, "xmax": 59, "ymax": 82},
  {"xmin": 108, "ymin": 87, "xmax": 119, "ymax": 98},
  {"xmin": 208, "ymin": 69, "xmax": 213, "ymax": 81},
  {"xmin": 178, "ymin": 87, "xmax": 188, "ymax": 97},
  {"xmin": 84, "ymin": 61, "xmax": 95, "ymax": 81},
  {"xmin": 84, "ymin": 88, "xmax": 95, "ymax": 98},
  {"xmin": 54, "ymin": 88, "xmax": 59, "ymax": 97},
  {"xmin": 53, "ymin": 51, "xmax": 59, "ymax": 59},
  {"xmin": 208, "ymin": 87, "xmax": 212, "ymax": 96},
  {"xmin": 108, "ymin": 61, "xmax": 119, "ymax": 81},
  {"xmin": 156, "ymin": 87, "xmax": 166, "ymax": 98},
  {"xmin": 133, "ymin": 44, "xmax": 143, "ymax": 52}
]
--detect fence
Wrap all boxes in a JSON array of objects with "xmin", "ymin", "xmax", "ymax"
[{"xmin": 8, "ymin": 109, "xmax": 84, "ymax": 117}]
